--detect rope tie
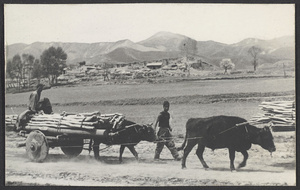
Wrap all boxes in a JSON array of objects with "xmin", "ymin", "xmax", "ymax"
[
  {"xmin": 81, "ymin": 117, "xmax": 86, "ymax": 128},
  {"xmin": 57, "ymin": 115, "xmax": 64, "ymax": 133}
]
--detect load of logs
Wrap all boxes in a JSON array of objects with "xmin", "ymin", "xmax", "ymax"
[
  {"xmin": 250, "ymin": 101, "xmax": 295, "ymax": 132},
  {"xmin": 5, "ymin": 111, "xmax": 125, "ymax": 137}
]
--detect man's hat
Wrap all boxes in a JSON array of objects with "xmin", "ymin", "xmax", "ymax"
[{"xmin": 163, "ymin": 101, "xmax": 170, "ymax": 107}]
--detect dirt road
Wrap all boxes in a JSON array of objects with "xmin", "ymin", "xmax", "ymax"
[
  {"xmin": 5, "ymin": 130, "xmax": 296, "ymax": 186},
  {"xmin": 5, "ymin": 78, "xmax": 296, "ymax": 186}
]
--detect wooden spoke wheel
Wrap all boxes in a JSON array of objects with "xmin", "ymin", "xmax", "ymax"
[
  {"xmin": 26, "ymin": 130, "xmax": 49, "ymax": 162},
  {"xmin": 60, "ymin": 139, "xmax": 84, "ymax": 157}
]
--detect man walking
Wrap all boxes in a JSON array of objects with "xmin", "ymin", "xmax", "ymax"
[{"xmin": 154, "ymin": 101, "xmax": 181, "ymax": 161}]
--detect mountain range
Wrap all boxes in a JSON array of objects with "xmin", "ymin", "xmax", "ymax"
[{"xmin": 6, "ymin": 31, "xmax": 295, "ymax": 69}]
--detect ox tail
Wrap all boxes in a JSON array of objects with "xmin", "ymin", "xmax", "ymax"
[{"xmin": 177, "ymin": 132, "xmax": 187, "ymax": 151}]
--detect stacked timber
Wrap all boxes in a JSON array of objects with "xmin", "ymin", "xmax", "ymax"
[
  {"xmin": 251, "ymin": 101, "xmax": 295, "ymax": 132},
  {"xmin": 5, "ymin": 111, "xmax": 125, "ymax": 137},
  {"xmin": 24, "ymin": 112, "xmax": 123, "ymax": 137},
  {"xmin": 27, "ymin": 114, "xmax": 98, "ymax": 130},
  {"xmin": 5, "ymin": 115, "xmax": 18, "ymax": 131}
]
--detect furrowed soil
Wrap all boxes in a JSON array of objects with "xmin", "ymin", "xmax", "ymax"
[{"xmin": 4, "ymin": 77, "xmax": 296, "ymax": 186}]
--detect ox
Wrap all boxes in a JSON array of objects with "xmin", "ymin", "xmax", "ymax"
[
  {"xmin": 177, "ymin": 115, "xmax": 276, "ymax": 171},
  {"xmin": 93, "ymin": 119, "xmax": 156, "ymax": 163}
]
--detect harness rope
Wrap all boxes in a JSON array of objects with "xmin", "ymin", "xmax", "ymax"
[
  {"xmin": 154, "ymin": 122, "xmax": 252, "ymax": 143},
  {"xmin": 99, "ymin": 145, "xmax": 112, "ymax": 151},
  {"xmin": 52, "ymin": 121, "xmax": 254, "ymax": 149}
]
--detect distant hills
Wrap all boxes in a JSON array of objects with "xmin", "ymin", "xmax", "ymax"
[{"xmin": 6, "ymin": 31, "xmax": 294, "ymax": 69}]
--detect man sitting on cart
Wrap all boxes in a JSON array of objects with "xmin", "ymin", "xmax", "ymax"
[
  {"xmin": 16, "ymin": 84, "xmax": 53, "ymax": 131},
  {"xmin": 28, "ymin": 84, "xmax": 53, "ymax": 114}
]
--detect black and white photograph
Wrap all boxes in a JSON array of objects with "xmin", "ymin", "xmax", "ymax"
[{"xmin": 4, "ymin": 3, "xmax": 296, "ymax": 186}]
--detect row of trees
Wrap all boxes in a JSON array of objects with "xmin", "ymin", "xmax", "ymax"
[
  {"xmin": 6, "ymin": 46, "xmax": 67, "ymax": 90},
  {"xmin": 219, "ymin": 46, "xmax": 262, "ymax": 74}
]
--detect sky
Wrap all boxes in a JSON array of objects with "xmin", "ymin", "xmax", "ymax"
[{"xmin": 4, "ymin": 3, "xmax": 295, "ymax": 45}]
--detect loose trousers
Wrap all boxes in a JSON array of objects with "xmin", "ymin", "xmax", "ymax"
[{"xmin": 155, "ymin": 128, "xmax": 179, "ymax": 159}]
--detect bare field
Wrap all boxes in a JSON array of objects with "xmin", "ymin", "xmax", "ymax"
[
  {"xmin": 5, "ymin": 77, "xmax": 295, "ymax": 106},
  {"xmin": 5, "ymin": 77, "xmax": 296, "ymax": 186}
]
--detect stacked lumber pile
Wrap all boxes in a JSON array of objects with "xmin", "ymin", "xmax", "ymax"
[
  {"xmin": 27, "ymin": 113, "xmax": 99, "ymax": 130},
  {"xmin": 5, "ymin": 111, "xmax": 125, "ymax": 137},
  {"xmin": 5, "ymin": 115, "xmax": 18, "ymax": 131},
  {"xmin": 251, "ymin": 101, "xmax": 295, "ymax": 132},
  {"xmin": 26, "ymin": 112, "xmax": 125, "ymax": 136}
]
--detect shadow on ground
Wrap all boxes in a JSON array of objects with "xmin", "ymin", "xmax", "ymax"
[
  {"xmin": 43, "ymin": 154, "xmax": 165, "ymax": 165},
  {"xmin": 195, "ymin": 167, "xmax": 284, "ymax": 173},
  {"xmin": 270, "ymin": 161, "xmax": 296, "ymax": 170}
]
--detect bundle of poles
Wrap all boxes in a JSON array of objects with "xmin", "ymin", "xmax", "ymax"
[
  {"xmin": 5, "ymin": 111, "xmax": 125, "ymax": 137},
  {"xmin": 250, "ymin": 100, "xmax": 295, "ymax": 132}
]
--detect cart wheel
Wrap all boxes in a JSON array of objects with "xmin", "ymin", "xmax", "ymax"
[
  {"xmin": 61, "ymin": 139, "xmax": 83, "ymax": 157},
  {"xmin": 26, "ymin": 130, "xmax": 49, "ymax": 162}
]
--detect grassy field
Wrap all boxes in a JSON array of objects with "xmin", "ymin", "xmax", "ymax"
[{"xmin": 5, "ymin": 77, "xmax": 295, "ymax": 106}]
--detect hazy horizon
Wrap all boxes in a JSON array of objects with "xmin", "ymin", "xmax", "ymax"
[
  {"xmin": 6, "ymin": 31, "xmax": 295, "ymax": 46},
  {"xmin": 5, "ymin": 4, "xmax": 295, "ymax": 45}
]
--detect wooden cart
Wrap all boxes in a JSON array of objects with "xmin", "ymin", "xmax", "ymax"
[{"xmin": 13, "ymin": 112, "xmax": 128, "ymax": 162}]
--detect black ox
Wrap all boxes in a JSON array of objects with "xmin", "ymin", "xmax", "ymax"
[
  {"xmin": 93, "ymin": 119, "xmax": 156, "ymax": 163},
  {"xmin": 177, "ymin": 115, "xmax": 276, "ymax": 171}
]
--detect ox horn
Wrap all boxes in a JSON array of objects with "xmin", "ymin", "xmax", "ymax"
[{"xmin": 147, "ymin": 123, "xmax": 153, "ymax": 128}]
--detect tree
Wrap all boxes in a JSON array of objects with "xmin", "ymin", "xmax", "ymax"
[
  {"xmin": 11, "ymin": 54, "xmax": 24, "ymax": 91},
  {"xmin": 219, "ymin": 58, "xmax": 235, "ymax": 74},
  {"xmin": 22, "ymin": 54, "xmax": 35, "ymax": 88},
  {"xmin": 32, "ymin": 59, "xmax": 43, "ymax": 82},
  {"xmin": 6, "ymin": 54, "xmax": 39, "ymax": 90},
  {"xmin": 40, "ymin": 46, "xmax": 67, "ymax": 84},
  {"xmin": 248, "ymin": 46, "xmax": 262, "ymax": 72},
  {"xmin": 6, "ymin": 60, "xmax": 17, "ymax": 80},
  {"xmin": 22, "ymin": 54, "xmax": 35, "ymax": 65}
]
